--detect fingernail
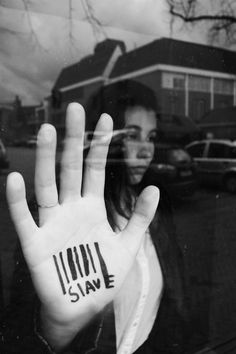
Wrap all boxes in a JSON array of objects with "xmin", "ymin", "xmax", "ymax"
[{"xmin": 38, "ymin": 124, "xmax": 55, "ymax": 143}]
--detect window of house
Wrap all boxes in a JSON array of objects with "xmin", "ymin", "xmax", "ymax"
[
  {"xmin": 214, "ymin": 78, "xmax": 234, "ymax": 94},
  {"xmin": 162, "ymin": 72, "xmax": 185, "ymax": 90},
  {"xmin": 189, "ymin": 75, "xmax": 210, "ymax": 92}
]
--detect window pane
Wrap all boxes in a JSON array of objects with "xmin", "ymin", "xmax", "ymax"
[
  {"xmin": 162, "ymin": 72, "xmax": 185, "ymax": 90},
  {"xmin": 187, "ymin": 143, "xmax": 205, "ymax": 157},
  {"xmin": 189, "ymin": 75, "xmax": 210, "ymax": 92},
  {"xmin": 208, "ymin": 143, "xmax": 229, "ymax": 158},
  {"xmin": 214, "ymin": 78, "xmax": 234, "ymax": 94}
]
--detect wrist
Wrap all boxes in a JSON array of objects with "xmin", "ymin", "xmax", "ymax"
[{"xmin": 40, "ymin": 306, "xmax": 80, "ymax": 352}]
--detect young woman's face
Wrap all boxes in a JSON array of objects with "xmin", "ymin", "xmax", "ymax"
[{"xmin": 123, "ymin": 105, "xmax": 157, "ymax": 185}]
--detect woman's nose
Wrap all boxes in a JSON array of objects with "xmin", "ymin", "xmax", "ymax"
[{"xmin": 137, "ymin": 142, "xmax": 153, "ymax": 158}]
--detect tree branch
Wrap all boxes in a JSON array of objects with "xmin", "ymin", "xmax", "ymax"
[{"xmin": 169, "ymin": 6, "xmax": 236, "ymax": 24}]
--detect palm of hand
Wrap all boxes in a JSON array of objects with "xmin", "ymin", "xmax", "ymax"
[
  {"xmin": 27, "ymin": 197, "xmax": 135, "ymax": 322},
  {"xmin": 6, "ymin": 103, "xmax": 159, "ymax": 329}
]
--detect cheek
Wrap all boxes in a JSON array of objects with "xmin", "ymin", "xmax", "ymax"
[{"xmin": 149, "ymin": 145, "xmax": 155, "ymax": 158}]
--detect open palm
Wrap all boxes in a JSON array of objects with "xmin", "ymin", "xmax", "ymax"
[{"xmin": 6, "ymin": 103, "xmax": 159, "ymax": 348}]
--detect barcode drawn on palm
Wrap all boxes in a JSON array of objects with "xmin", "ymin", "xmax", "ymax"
[{"xmin": 53, "ymin": 242, "xmax": 114, "ymax": 302}]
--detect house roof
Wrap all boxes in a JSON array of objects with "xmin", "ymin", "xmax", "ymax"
[
  {"xmin": 110, "ymin": 37, "xmax": 236, "ymax": 78},
  {"xmin": 53, "ymin": 39, "xmax": 126, "ymax": 90}
]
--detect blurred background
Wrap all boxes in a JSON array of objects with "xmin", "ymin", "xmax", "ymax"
[{"xmin": 1, "ymin": 0, "xmax": 236, "ymax": 352}]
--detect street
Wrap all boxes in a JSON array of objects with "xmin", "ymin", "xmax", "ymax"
[{"xmin": 1, "ymin": 147, "xmax": 236, "ymax": 350}]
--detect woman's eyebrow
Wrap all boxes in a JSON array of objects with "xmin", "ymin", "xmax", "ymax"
[{"xmin": 125, "ymin": 125, "xmax": 141, "ymax": 131}]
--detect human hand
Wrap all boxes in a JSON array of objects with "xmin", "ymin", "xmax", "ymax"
[{"xmin": 6, "ymin": 103, "xmax": 159, "ymax": 348}]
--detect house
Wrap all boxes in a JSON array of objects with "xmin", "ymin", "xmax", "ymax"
[
  {"xmin": 109, "ymin": 38, "xmax": 236, "ymax": 122},
  {"xmin": 50, "ymin": 37, "xmax": 236, "ymax": 136},
  {"xmin": 50, "ymin": 38, "xmax": 126, "ymax": 139}
]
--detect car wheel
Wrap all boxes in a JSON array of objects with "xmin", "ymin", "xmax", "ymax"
[{"xmin": 224, "ymin": 174, "xmax": 236, "ymax": 193}]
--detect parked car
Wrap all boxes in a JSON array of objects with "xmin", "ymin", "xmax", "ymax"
[
  {"xmin": 85, "ymin": 131, "xmax": 196, "ymax": 198},
  {"xmin": 26, "ymin": 135, "xmax": 37, "ymax": 148},
  {"xmin": 151, "ymin": 143, "xmax": 197, "ymax": 198},
  {"xmin": 0, "ymin": 139, "xmax": 9, "ymax": 169},
  {"xmin": 54, "ymin": 131, "xmax": 196, "ymax": 200},
  {"xmin": 186, "ymin": 139, "xmax": 236, "ymax": 193}
]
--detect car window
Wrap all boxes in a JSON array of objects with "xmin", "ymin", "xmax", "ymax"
[
  {"xmin": 187, "ymin": 143, "xmax": 205, "ymax": 157},
  {"xmin": 229, "ymin": 146, "xmax": 236, "ymax": 158},
  {"xmin": 208, "ymin": 143, "xmax": 230, "ymax": 158}
]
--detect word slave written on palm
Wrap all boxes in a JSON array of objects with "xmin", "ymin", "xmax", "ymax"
[{"xmin": 6, "ymin": 102, "xmax": 159, "ymax": 330}]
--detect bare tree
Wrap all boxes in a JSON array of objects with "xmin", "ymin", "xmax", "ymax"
[
  {"xmin": 167, "ymin": 0, "xmax": 236, "ymax": 44},
  {"xmin": 0, "ymin": 0, "xmax": 106, "ymax": 51},
  {"xmin": 81, "ymin": 0, "xmax": 106, "ymax": 42}
]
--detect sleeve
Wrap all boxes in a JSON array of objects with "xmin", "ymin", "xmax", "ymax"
[{"xmin": 1, "ymin": 241, "xmax": 102, "ymax": 354}]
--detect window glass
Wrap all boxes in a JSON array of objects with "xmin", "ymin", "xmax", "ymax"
[
  {"xmin": 162, "ymin": 72, "xmax": 185, "ymax": 90},
  {"xmin": 229, "ymin": 147, "xmax": 236, "ymax": 158},
  {"xmin": 2, "ymin": 2, "xmax": 236, "ymax": 354},
  {"xmin": 189, "ymin": 75, "xmax": 210, "ymax": 92},
  {"xmin": 214, "ymin": 78, "xmax": 234, "ymax": 94},
  {"xmin": 208, "ymin": 143, "xmax": 230, "ymax": 158},
  {"xmin": 187, "ymin": 143, "xmax": 205, "ymax": 157}
]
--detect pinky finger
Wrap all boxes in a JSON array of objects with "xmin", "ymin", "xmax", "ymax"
[{"xmin": 6, "ymin": 172, "xmax": 38, "ymax": 247}]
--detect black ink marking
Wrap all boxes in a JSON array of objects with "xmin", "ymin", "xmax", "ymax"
[
  {"xmin": 77, "ymin": 283, "xmax": 85, "ymax": 297},
  {"xmin": 79, "ymin": 244, "xmax": 90, "ymax": 276},
  {"xmin": 93, "ymin": 278, "xmax": 101, "ymax": 289},
  {"xmin": 94, "ymin": 242, "xmax": 115, "ymax": 289},
  {"xmin": 74, "ymin": 247, "xmax": 83, "ymax": 278},
  {"xmin": 67, "ymin": 248, "xmax": 77, "ymax": 281},
  {"xmin": 69, "ymin": 286, "xmax": 79, "ymax": 303},
  {"xmin": 85, "ymin": 280, "xmax": 96, "ymax": 294},
  {"xmin": 53, "ymin": 255, "xmax": 66, "ymax": 295},
  {"xmin": 105, "ymin": 274, "xmax": 114, "ymax": 288},
  {"xmin": 86, "ymin": 244, "xmax": 96, "ymax": 273},
  {"xmin": 60, "ymin": 252, "xmax": 70, "ymax": 284}
]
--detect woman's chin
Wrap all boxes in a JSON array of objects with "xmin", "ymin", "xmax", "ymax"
[{"xmin": 128, "ymin": 173, "xmax": 144, "ymax": 185}]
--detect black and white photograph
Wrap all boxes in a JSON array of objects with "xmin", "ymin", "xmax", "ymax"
[{"xmin": 1, "ymin": 1, "xmax": 236, "ymax": 353}]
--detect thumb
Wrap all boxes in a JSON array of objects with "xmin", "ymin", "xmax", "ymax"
[{"xmin": 120, "ymin": 186, "xmax": 159, "ymax": 255}]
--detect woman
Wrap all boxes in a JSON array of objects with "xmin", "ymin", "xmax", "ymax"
[{"xmin": 3, "ymin": 81, "xmax": 189, "ymax": 353}]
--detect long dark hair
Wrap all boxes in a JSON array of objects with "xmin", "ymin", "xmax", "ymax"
[
  {"xmin": 86, "ymin": 80, "xmax": 173, "ymax": 230},
  {"xmin": 86, "ymin": 81, "xmax": 189, "ymax": 342}
]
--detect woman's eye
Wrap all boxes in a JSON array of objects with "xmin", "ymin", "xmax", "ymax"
[
  {"xmin": 126, "ymin": 132, "xmax": 139, "ymax": 141},
  {"xmin": 148, "ymin": 133, "xmax": 157, "ymax": 142}
]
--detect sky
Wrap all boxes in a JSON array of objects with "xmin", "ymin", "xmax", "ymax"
[{"xmin": 0, "ymin": 0, "xmax": 216, "ymax": 106}]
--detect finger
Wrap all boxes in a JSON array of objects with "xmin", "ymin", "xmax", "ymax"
[
  {"xmin": 121, "ymin": 186, "xmax": 159, "ymax": 254},
  {"xmin": 35, "ymin": 123, "xmax": 58, "ymax": 206},
  {"xmin": 6, "ymin": 172, "xmax": 38, "ymax": 247},
  {"xmin": 83, "ymin": 114, "xmax": 113, "ymax": 198},
  {"xmin": 35, "ymin": 124, "xmax": 58, "ymax": 224},
  {"xmin": 59, "ymin": 103, "xmax": 85, "ymax": 202}
]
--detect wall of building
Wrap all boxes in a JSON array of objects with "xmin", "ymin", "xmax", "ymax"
[
  {"xmin": 189, "ymin": 92, "xmax": 211, "ymax": 122},
  {"xmin": 122, "ymin": 71, "xmax": 185, "ymax": 116},
  {"xmin": 214, "ymin": 94, "xmax": 234, "ymax": 109}
]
